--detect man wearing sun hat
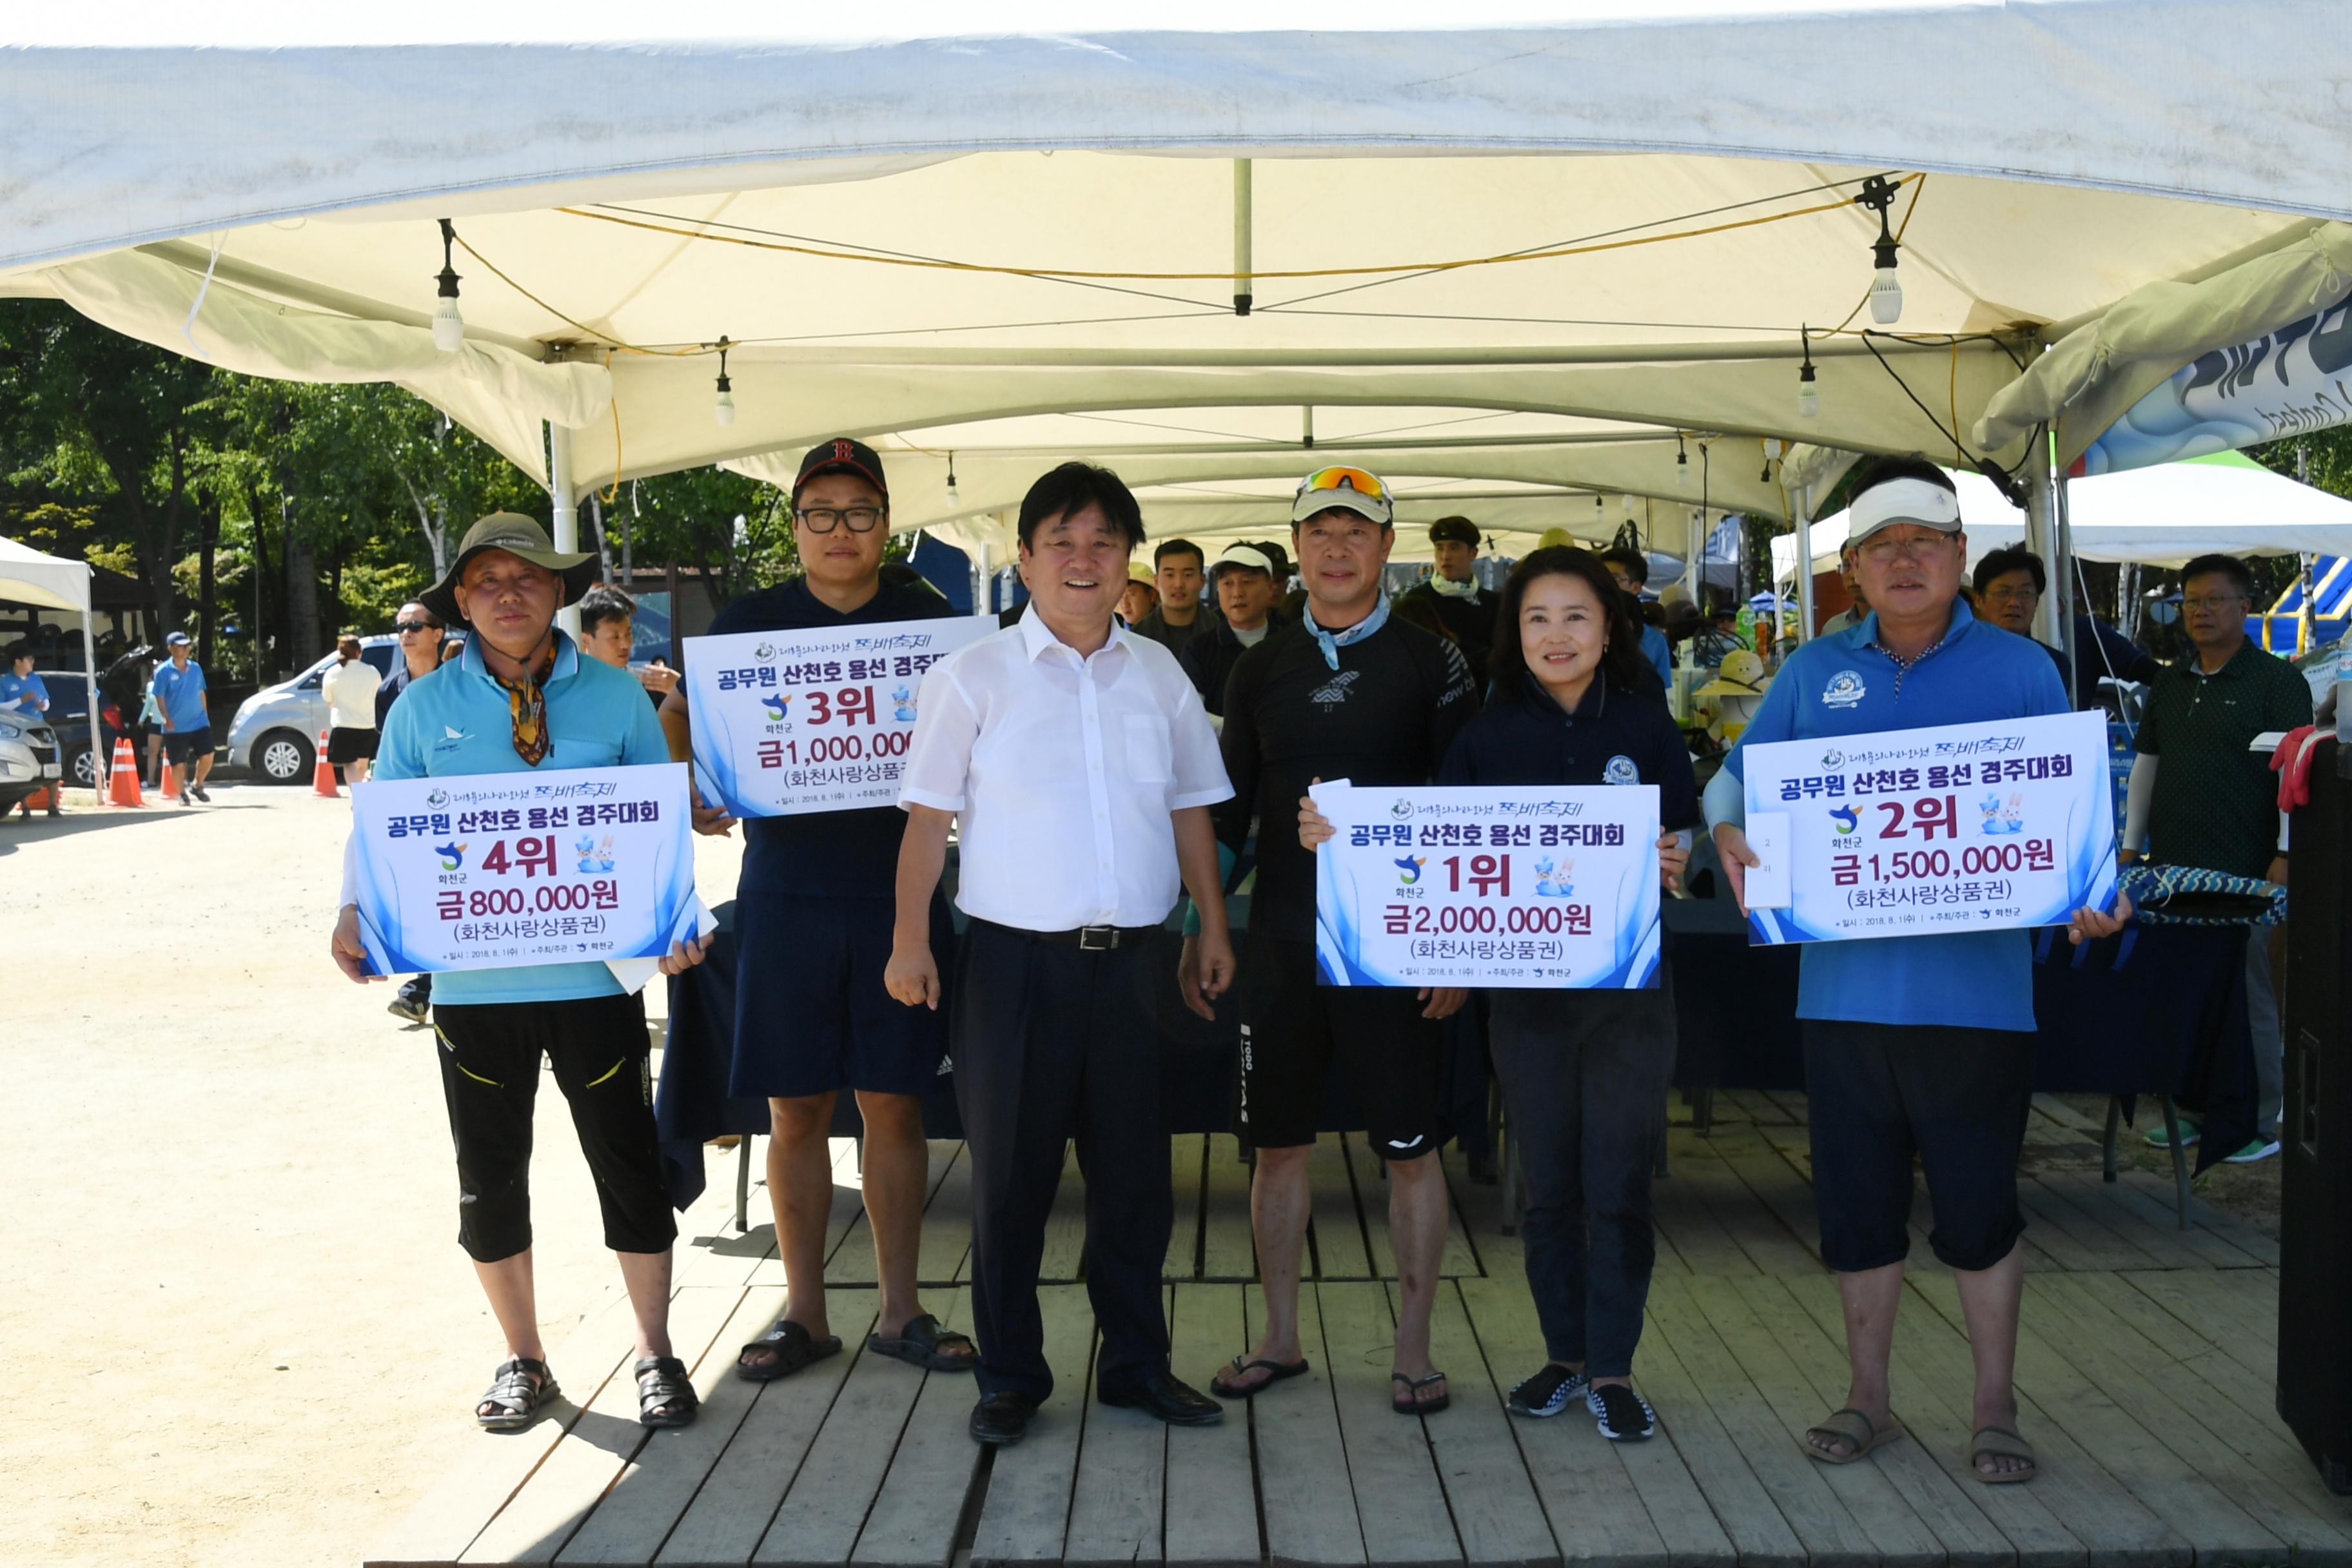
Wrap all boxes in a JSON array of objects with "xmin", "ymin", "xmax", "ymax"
[
  {"xmin": 1701, "ymin": 456, "xmax": 2119, "ymax": 1486},
  {"xmin": 328, "ymin": 510, "xmax": 708, "ymax": 1438}
]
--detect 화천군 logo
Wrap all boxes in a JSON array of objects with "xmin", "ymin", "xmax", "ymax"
[
  {"xmin": 1821, "ymin": 671, "xmax": 1866, "ymax": 709},
  {"xmin": 1603, "ymin": 755, "xmax": 1639, "ymax": 786}
]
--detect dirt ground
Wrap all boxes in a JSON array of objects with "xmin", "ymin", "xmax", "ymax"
[{"xmin": 5, "ymin": 780, "xmax": 743, "ymax": 1568}]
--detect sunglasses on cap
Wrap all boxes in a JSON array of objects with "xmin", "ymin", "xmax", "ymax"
[{"xmin": 1295, "ymin": 466, "xmax": 1391, "ymax": 502}]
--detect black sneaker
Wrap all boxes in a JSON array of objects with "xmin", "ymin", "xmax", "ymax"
[
  {"xmin": 1589, "ymin": 1382, "xmax": 1655, "ymax": 1441},
  {"xmin": 189, "ymin": 781, "xmax": 211, "ymax": 803},
  {"xmin": 1506, "ymin": 1364, "xmax": 1589, "ymax": 1418},
  {"xmin": 387, "ymin": 994, "xmax": 430, "ymax": 1024}
]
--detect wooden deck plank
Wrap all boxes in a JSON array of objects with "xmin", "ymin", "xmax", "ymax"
[
  {"xmin": 465, "ymin": 1284, "xmax": 745, "ymax": 1564},
  {"xmin": 1309, "ymin": 1132, "xmax": 1374, "ymax": 1281},
  {"xmin": 1643, "ymin": 1275, "xmax": 1879, "ymax": 1568},
  {"xmin": 1201, "ymin": 1135, "xmax": 1259, "ymax": 1283},
  {"xmin": 1039, "ymin": 1146, "xmax": 1091, "ymax": 1285},
  {"xmin": 1316, "ymin": 1279, "xmax": 1462, "ymax": 1567},
  {"xmin": 1454, "ymin": 1274, "xmax": 1660, "ymax": 1568},
  {"xmin": 1906, "ymin": 1272, "xmax": 2281, "ymax": 1565},
  {"xmin": 916, "ymin": 1142, "xmax": 973, "ymax": 1288},
  {"xmin": 1674, "ymin": 1138, "xmax": 1821, "ymax": 1277},
  {"xmin": 1441, "ymin": 1148, "xmax": 1518, "ymax": 1279},
  {"xmin": 2025, "ymin": 1173, "xmax": 2208, "ymax": 1275},
  {"xmin": 558, "ymin": 1284, "xmax": 785, "ymax": 1565},
  {"xmin": 1412, "ymin": 1280, "xmax": 1560, "ymax": 1568},
  {"xmin": 1649, "ymin": 1135, "xmax": 1761, "ymax": 1277},
  {"xmin": 1063, "ymin": 1286, "xmax": 1170, "ymax": 1568},
  {"xmin": 2110, "ymin": 1270, "xmax": 2274, "ymax": 1380},
  {"xmin": 850, "ymin": 1289, "xmax": 986, "ymax": 1567},
  {"xmin": 654, "ymin": 1293, "xmax": 874, "ymax": 1567},
  {"xmin": 969, "ymin": 1283, "xmax": 1097, "ymax": 1566},
  {"xmin": 1253, "ymin": 1280, "xmax": 1367, "ymax": 1567},
  {"xmin": 1622, "ymin": 1297, "xmax": 1806, "ymax": 1568},
  {"xmin": 752, "ymin": 1315, "xmax": 936, "ymax": 1565},
  {"xmin": 2009, "ymin": 1185, "xmax": 2163, "ymax": 1275},
  {"xmin": 1166, "ymin": 1133, "xmax": 1206, "ymax": 1283},
  {"xmin": 1163, "ymin": 1282, "xmax": 1264, "ymax": 1567},
  {"xmin": 2059, "ymin": 1174, "xmax": 2269, "ymax": 1272},
  {"xmin": 2124, "ymin": 1262, "xmax": 2279, "ymax": 1351}
]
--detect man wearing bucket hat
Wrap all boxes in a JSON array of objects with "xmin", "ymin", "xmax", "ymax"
[
  {"xmin": 1179, "ymin": 542, "xmax": 1286, "ymax": 720},
  {"xmin": 328, "ymin": 511, "xmax": 709, "ymax": 1435},
  {"xmin": 1702, "ymin": 456, "xmax": 2122, "ymax": 1485},
  {"xmin": 656, "ymin": 438, "xmax": 978, "ymax": 1388},
  {"xmin": 1207, "ymin": 465, "xmax": 1478, "ymax": 1416},
  {"xmin": 1396, "ymin": 515, "xmax": 1499, "ymax": 680}
]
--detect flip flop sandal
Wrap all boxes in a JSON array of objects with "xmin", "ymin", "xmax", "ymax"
[
  {"xmin": 1209, "ymin": 1355, "xmax": 1311, "ymax": 1399},
  {"xmin": 476, "ymin": 1357, "xmax": 559, "ymax": 1432},
  {"xmin": 868, "ymin": 1313, "xmax": 978, "ymax": 1371},
  {"xmin": 736, "ymin": 1318, "xmax": 843, "ymax": 1383},
  {"xmin": 1970, "ymin": 1425, "xmax": 2038, "ymax": 1484},
  {"xmin": 1803, "ymin": 1407, "xmax": 1904, "ymax": 1464},
  {"xmin": 636, "ymin": 1356, "xmax": 699, "ymax": 1429},
  {"xmin": 1391, "ymin": 1370, "xmax": 1451, "ymax": 1416}
]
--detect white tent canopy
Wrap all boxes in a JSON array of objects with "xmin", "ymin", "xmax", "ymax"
[
  {"xmin": 1772, "ymin": 456, "xmax": 2352, "ymax": 580},
  {"xmin": 0, "ymin": 536, "xmax": 102, "ymax": 774}
]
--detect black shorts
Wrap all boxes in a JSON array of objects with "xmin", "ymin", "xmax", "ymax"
[
  {"xmin": 431, "ymin": 991, "xmax": 677, "ymax": 1262},
  {"xmin": 729, "ymin": 892, "xmax": 953, "ymax": 1100},
  {"xmin": 1238, "ymin": 933, "xmax": 1448, "ymax": 1158},
  {"xmin": 161, "ymin": 726, "xmax": 212, "ymax": 765},
  {"xmin": 326, "ymin": 725, "xmax": 378, "ymax": 764},
  {"xmin": 1803, "ymin": 1018, "xmax": 2034, "ymax": 1273}
]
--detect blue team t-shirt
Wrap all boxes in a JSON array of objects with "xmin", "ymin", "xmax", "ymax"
[
  {"xmin": 1723, "ymin": 599, "xmax": 2068, "ymax": 1032},
  {"xmin": 0, "ymin": 671, "xmax": 50, "ymax": 714},
  {"xmin": 374, "ymin": 630, "xmax": 672, "ymax": 1006},
  {"xmin": 700, "ymin": 576, "xmax": 960, "ymax": 900},
  {"xmin": 153, "ymin": 660, "xmax": 208, "ymax": 730},
  {"xmin": 1638, "ymin": 624, "xmax": 1673, "ymax": 691}
]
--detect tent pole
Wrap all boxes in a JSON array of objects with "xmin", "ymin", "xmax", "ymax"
[
  {"xmin": 1792, "ymin": 484, "xmax": 1819, "ymax": 643},
  {"xmin": 2051, "ymin": 441, "xmax": 2078, "ymax": 678},
  {"xmin": 549, "ymin": 422, "xmax": 580, "ymax": 638},
  {"xmin": 2021, "ymin": 438, "xmax": 2061, "ymax": 647},
  {"xmin": 1233, "ymin": 160, "xmax": 1253, "ymax": 317},
  {"xmin": 81, "ymin": 612, "xmax": 99, "ymax": 801}
]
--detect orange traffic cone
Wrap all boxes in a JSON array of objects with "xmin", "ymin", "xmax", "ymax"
[
  {"xmin": 161, "ymin": 756, "xmax": 181, "ymax": 802},
  {"xmin": 106, "ymin": 737, "xmax": 145, "ymax": 807},
  {"xmin": 312, "ymin": 729, "xmax": 340, "ymax": 798}
]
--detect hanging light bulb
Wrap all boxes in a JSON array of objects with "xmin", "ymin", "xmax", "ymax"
[
  {"xmin": 431, "ymin": 219, "xmax": 464, "ymax": 352},
  {"xmin": 1855, "ymin": 173, "xmax": 1903, "ymax": 326},
  {"xmin": 712, "ymin": 337, "xmax": 736, "ymax": 427},
  {"xmin": 1797, "ymin": 328, "xmax": 1820, "ymax": 420},
  {"xmin": 946, "ymin": 453, "xmax": 961, "ymax": 509},
  {"xmin": 1675, "ymin": 436, "xmax": 1690, "ymax": 487}
]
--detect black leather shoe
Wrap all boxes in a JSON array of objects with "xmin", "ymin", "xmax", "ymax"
[
  {"xmin": 1099, "ymin": 1373, "xmax": 1225, "ymax": 1426},
  {"xmin": 969, "ymin": 1390, "xmax": 1038, "ymax": 1446}
]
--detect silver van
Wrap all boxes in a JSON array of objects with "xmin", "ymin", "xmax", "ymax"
[{"xmin": 226, "ymin": 636, "xmax": 400, "ymax": 783}]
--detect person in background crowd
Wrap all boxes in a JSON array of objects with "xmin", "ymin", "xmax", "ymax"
[
  {"xmin": 1819, "ymin": 546, "xmax": 1869, "ymax": 635},
  {"xmin": 1208, "ymin": 464, "xmax": 1478, "ymax": 1418},
  {"xmin": 138, "ymin": 662, "xmax": 166, "ymax": 791},
  {"xmin": 876, "ymin": 561, "xmax": 947, "ymax": 599},
  {"xmin": 331, "ymin": 512, "xmax": 708, "ymax": 1434},
  {"xmin": 1119, "ymin": 563, "xmax": 1161, "ymax": 627},
  {"xmin": 1179, "ymin": 543, "xmax": 1284, "ymax": 721},
  {"xmin": 440, "ymin": 636, "xmax": 466, "ymax": 666},
  {"xmin": 1396, "ymin": 515, "xmax": 1499, "ymax": 680},
  {"xmin": 1, "ymin": 642, "xmax": 59, "ymax": 817},
  {"xmin": 2124, "ymin": 552, "xmax": 2311, "ymax": 1163},
  {"xmin": 1596, "ymin": 547, "xmax": 1676, "ymax": 690},
  {"xmin": 1301, "ymin": 545, "xmax": 1696, "ymax": 1440},
  {"xmin": 1132, "ymin": 537, "xmax": 1217, "ymax": 656},
  {"xmin": 1706, "ymin": 456, "xmax": 2117, "ymax": 1485},
  {"xmin": 378, "ymin": 600, "xmax": 445, "ymax": 1025},
  {"xmin": 578, "ymin": 584, "xmax": 680, "ymax": 707},
  {"xmin": 661, "ymin": 438, "xmax": 979, "ymax": 1387},
  {"xmin": 888, "ymin": 461, "xmax": 1236, "ymax": 1447},
  {"xmin": 1971, "ymin": 546, "xmax": 2163, "ymax": 710},
  {"xmin": 152, "ymin": 631, "xmax": 214, "ymax": 806},
  {"xmin": 322, "ymin": 634, "xmax": 380, "ymax": 788}
]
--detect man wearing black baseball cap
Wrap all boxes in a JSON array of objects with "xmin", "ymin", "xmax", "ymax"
[
  {"xmin": 658, "ymin": 438, "xmax": 979, "ymax": 1386},
  {"xmin": 1396, "ymin": 515, "xmax": 1499, "ymax": 680}
]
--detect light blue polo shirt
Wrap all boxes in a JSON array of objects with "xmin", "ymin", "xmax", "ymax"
[
  {"xmin": 1723, "ymin": 599, "xmax": 2068, "ymax": 1032},
  {"xmin": 0, "ymin": 671, "xmax": 49, "ymax": 714},
  {"xmin": 153, "ymin": 659, "xmax": 208, "ymax": 730},
  {"xmin": 375, "ymin": 631, "xmax": 671, "ymax": 1006}
]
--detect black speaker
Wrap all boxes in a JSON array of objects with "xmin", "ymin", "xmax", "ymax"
[{"xmin": 2280, "ymin": 736, "xmax": 2352, "ymax": 1493}]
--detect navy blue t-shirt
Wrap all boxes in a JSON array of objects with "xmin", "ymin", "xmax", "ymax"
[
  {"xmin": 703, "ymin": 576, "xmax": 957, "ymax": 899},
  {"xmin": 1438, "ymin": 672, "xmax": 1700, "ymax": 832},
  {"xmin": 1723, "ymin": 599, "xmax": 2068, "ymax": 1031}
]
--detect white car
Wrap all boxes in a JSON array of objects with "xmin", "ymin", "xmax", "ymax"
[
  {"xmin": 225, "ymin": 636, "xmax": 400, "ymax": 784},
  {"xmin": 0, "ymin": 708, "xmax": 62, "ymax": 814}
]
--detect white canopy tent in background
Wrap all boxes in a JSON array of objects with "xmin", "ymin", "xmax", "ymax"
[
  {"xmin": 0, "ymin": 536, "xmax": 102, "ymax": 772},
  {"xmin": 5, "ymin": 3, "xmax": 2351, "ymax": 646}
]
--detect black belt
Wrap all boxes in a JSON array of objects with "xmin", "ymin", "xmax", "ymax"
[{"xmin": 985, "ymin": 919, "xmax": 1159, "ymax": 952}]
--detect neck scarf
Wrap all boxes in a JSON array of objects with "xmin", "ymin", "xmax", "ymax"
[
  {"xmin": 1304, "ymin": 594, "xmax": 1390, "ymax": 671},
  {"xmin": 1428, "ymin": 572, "xmax": 1479, "ymax": 599},
  {"xmin": 491, "ymin": 636, "xmax": 559, "ymax": 766}
]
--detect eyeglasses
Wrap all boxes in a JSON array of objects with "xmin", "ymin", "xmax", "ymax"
[
  {"xmin": 1983, "ymin": 585, "xmax": 2041, "ymax": 604},
  {"xmin": 394, "ymin": 621, "xmax": 438, "ymax": 635},
  {"xmin": 2182, "ymin": 594, "xmax": 2249, "ymax": 612},
  {"xmin": 1856, "ymin": 533, "xmax": 1953, "ymax": 564},
  {"xmin": 796, "ymin": 506, "xmax": 885, "ymax": 534}
]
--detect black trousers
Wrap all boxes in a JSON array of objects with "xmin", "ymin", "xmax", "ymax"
[
  {"xmin": 1487, "ymin": 985, "xmax": 1674, "ymax": 1378},
  {"xmin": 951, "ymin": 919, "xmax": 1172, "ymax": 1404}
]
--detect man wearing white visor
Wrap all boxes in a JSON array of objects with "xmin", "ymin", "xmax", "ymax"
[
  {"xmin": 1704, "ymin": 457, "xmax": 2088, "ymax": 1484},
  {"xmin": 1179, "ymin": 542, "xmax": 1285, "ymax": 721}
]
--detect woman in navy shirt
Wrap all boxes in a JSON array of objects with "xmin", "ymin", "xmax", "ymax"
[{"xmin": 1442, "ymin": 546, "xmax": 1698, "ymax": 1442}]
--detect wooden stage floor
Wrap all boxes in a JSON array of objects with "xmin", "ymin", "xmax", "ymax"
[{"xmin": 368, "ymin": 1091, "xmax": 2346, "ymax": 1568}]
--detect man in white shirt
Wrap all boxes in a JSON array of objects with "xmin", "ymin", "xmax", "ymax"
[{"xmin": 888, "ymin": 462, "xmax": 1239, "ymax": 1447}]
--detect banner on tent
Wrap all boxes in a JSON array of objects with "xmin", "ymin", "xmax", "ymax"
[
  {"xmin": 1739, "ymin": 710, "xmax": 2115, "ymax": 945},
  {"xmin": 2082, "ymin": 286, "xmax": 2352, "ymax": 475},
  {"xmin": 684, "ymin": 616, "xmax": 994, "ymax": 818},
  {"xmin": 1309, "ymin": 780, "xmax": 1661, "ymax": 990},
  {"xmin": 348, "ymin": 763, "xmax": 698, "ymax": 975}
]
